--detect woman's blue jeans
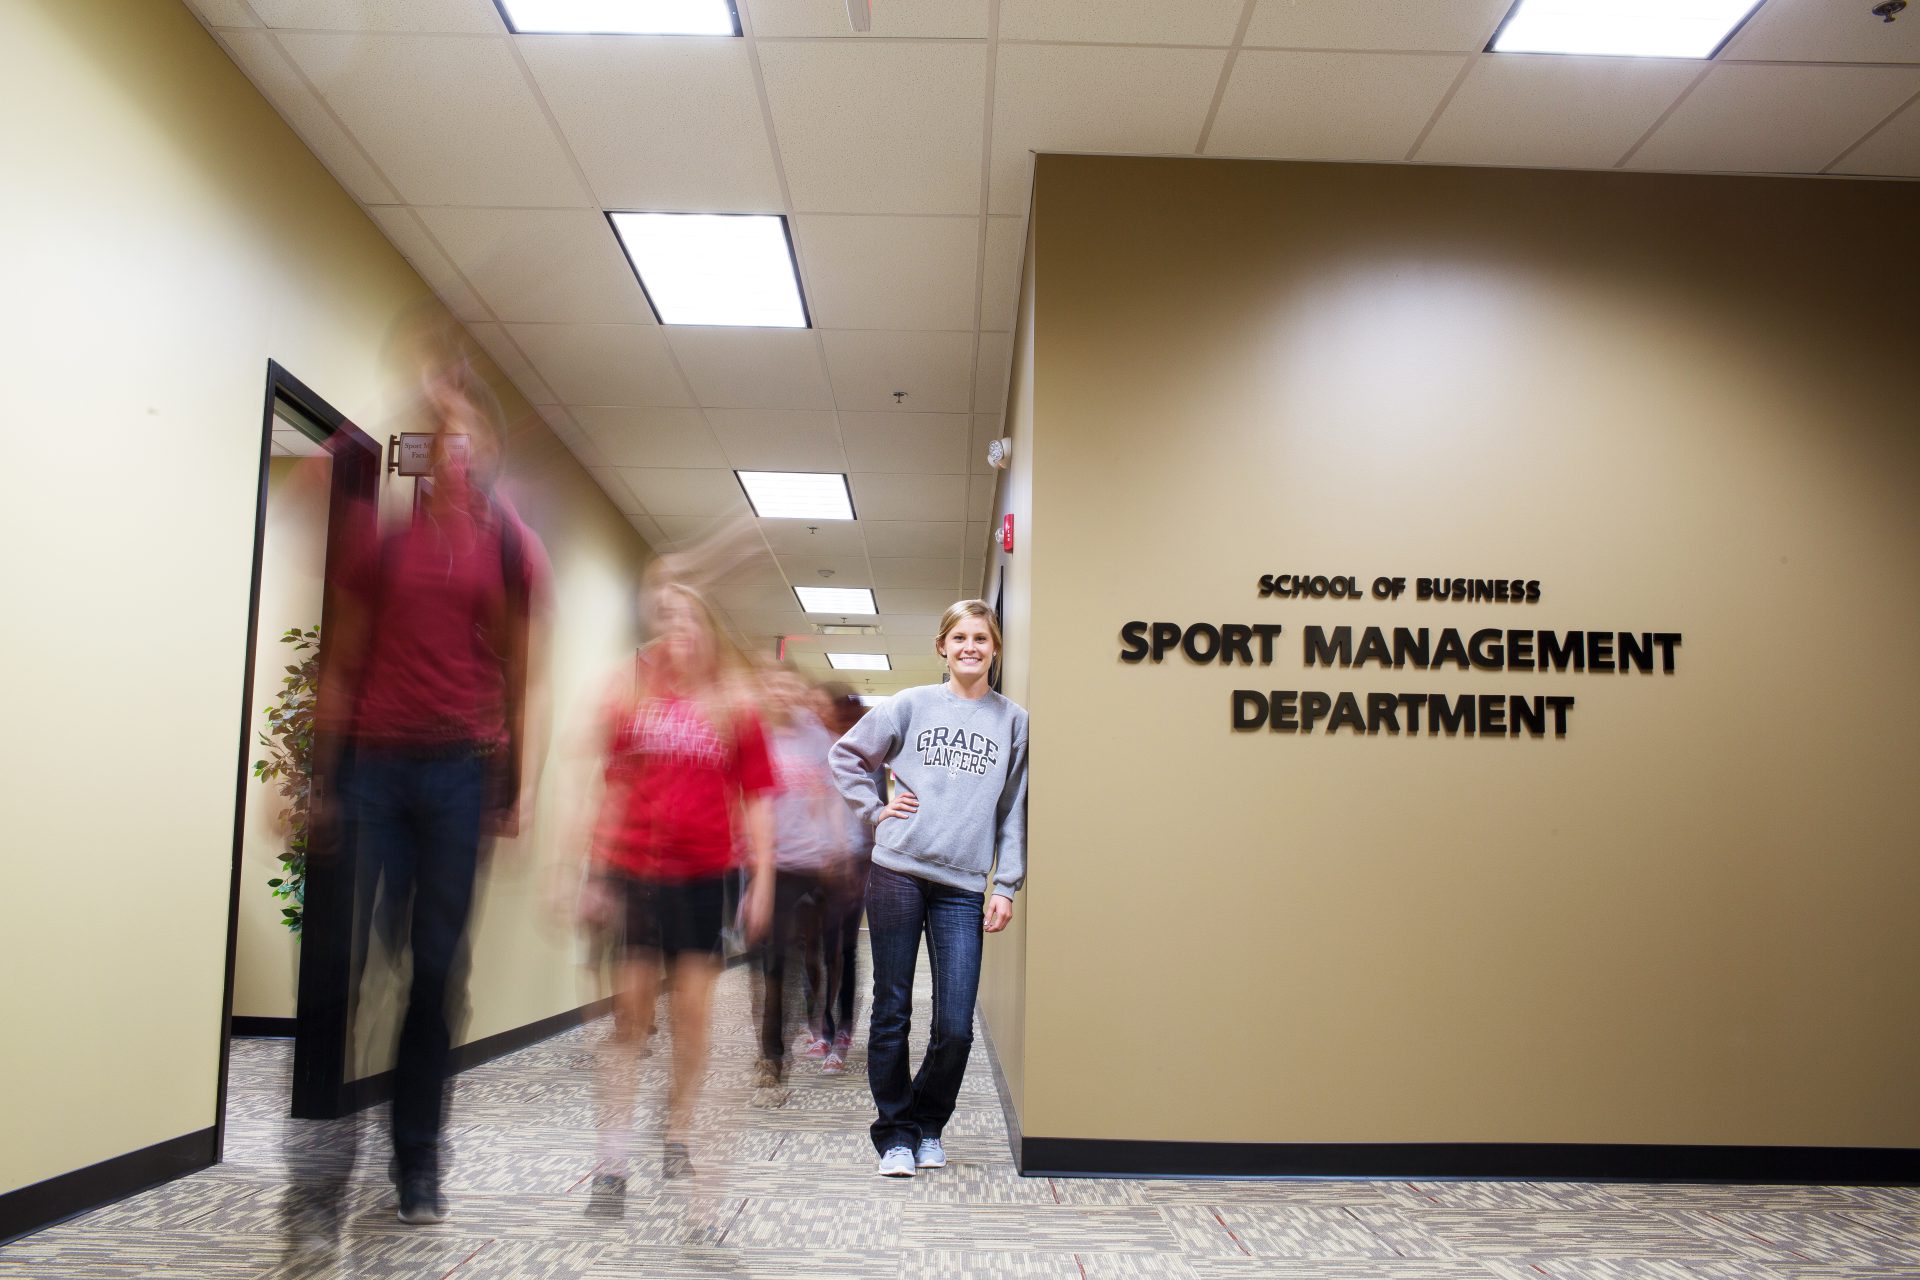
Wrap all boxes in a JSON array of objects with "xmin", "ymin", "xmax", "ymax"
[{"xmin": 864, "ymin": 863, "xmax": 983, "ymax": 1155}]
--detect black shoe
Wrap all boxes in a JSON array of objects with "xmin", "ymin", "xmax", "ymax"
[
  {"xmin": 585, "ymin": 1172, "xmax": 627, "ymax": 1219},
  {"xmin": 662, "ymin": 1140, "xmax": 695, "ymax": 1181},
  {"xmin": 396, "ymin": 1170, "xmax": 447, "ymax": 1224}
]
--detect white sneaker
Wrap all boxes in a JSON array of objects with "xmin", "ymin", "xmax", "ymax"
[
  {"xmin": 914, "ymin": 1137, "xmax": 946, "ymax": 1169},
  {"xmin": 876, "ymin": 1146, "xmax": 917, "ymax": 1177}
]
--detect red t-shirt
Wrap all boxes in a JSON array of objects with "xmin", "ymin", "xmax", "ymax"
[
  {"xmin": 347, "ymin": 502, "xmax": 549, "ymax": 747},
  {"xmin": 600, "ymin": 688, "xmax": 776, "ymax": 882}
]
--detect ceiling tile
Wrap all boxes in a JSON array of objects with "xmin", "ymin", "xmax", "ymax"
[
  {"xmin": 416, "ymin": 207, "xmax": 653, "ymax": 324},
  {"xmin": 990, "ymin": 44, "xmax": 1227, "ymax": 215},
  {"xmin": 777, "ymin": 554, "xmax": 871, "ymax": 585},
  {"xmin": 979, "ymin": 217, "xmax": 1026, "ymax": 334},
  {"xmin": 970, "ymin": 413, "xmax": 1005, "ymax": 475},
  {"xmin": 760, "ymin": 519, "xmax": 866, "ymax": 554},
  {"xmin": 877, "ymin": 587, "xmax": 962, "ymax": 614},
  {"xmin": 364, "ymin": 205, "xmax": 488, "ymax": 319},
  {"xmin": 618, "ymin": 467, "xmax": 751, "ymax": 517},
  {"xmin": 966, "ymin": 473, "xmax": 997, "ymax": 523},
  {"xmin": 216, "ymin": 32, "xmax": 399, "ymax": 203},
  {"xmin": 1724, "ymin": 0, "xmax": 1920, "ymax": 65},
  {"xmin": 841, "ymin": 412, "xmax": 971, "ymax": 474},
  {"xmin": 1418, "ymin": 55, "xmax": 1701, "ymax": 169},
  {"xmin": 277, "ymin": 32, "xmax": 590, "ymax": 206},
  {"xmin": 190, "ymin": 0, "xmax": 263, "ymax": 26},
  {"xmin": 667, "ymin": 329, "xmax": 836, "ymax": 410},
  {"xmin": 1000, "ymin": 0, "xmax": 1245, "ymax": 46},
  {"xmin": 591, "ymin": 467, "xmax": 642, "ymax": 513},
  {"xmin": 1628, "ymin": 64, "xmax": 1920, "ymax": 174},
  {"xmin": 518, "ymin": 37, "xmax": 783, "ymax": 212},
  {"xmin": 1244, "ymin": 0, "xmax": 1509, "ymax": 51},
  {"xmin": 965, "ymin": 520, "xmax": 992, "ymax": 556},
  {"xmin": 851, "ymin": 472, "xmax": 967, "ymax": 521},
  {"xmin": 574, "ymin": 406, "xmax": 725, "ymax": 468},
  {"xmin": 706, "ymin": 408, "xmax": 848, "ymax": 471},
  {"xmin": 726, "ymin": 609, "xmax": 810, "ymax": 636},
  {"xmin": 249, "ymin": 0, "xmax": 501, "ymax": 32},
  {"xmin": 758, "ymin": 42, "xmax": 986, "ymax": 214},
  {"xmin": 506, "ymin": 324, "xmax": 691, "ymax": 405},
  {"xmin": 1834, "ymin": 98, "xmax": 1920, "ymax": 176},
  {"xmin": 1207, "ymin": 50, "xmax": 1465, "ymax": 161},
  {"xmin": 746, "ymin": 0, "xmax": 988, "ymax": 38},
  {"xmin": 871, "ymin": 557, "xmax": 963, "ymax": 589},
  {"xmin": 858, "ymin": 519, "xmax": 963, "ymax": 558},
  {"xmin": 466, "ymin": 322, "xmax": 558, "ymax": 404},
  {"xmin": 822, "ymin": 330, "xmax": 975, "ymax": 412},
  {"xmin": 713, "ymin": 551, "xmax": 789, "ymax": 586},
  {"xmin": 880, "ymin": 613, "xmax": 944, "ymax": 637},
  {"xmin": 973, "ymin": 331, "xmax": 1013, "ymax": 413},
  {"xmin": 794, "ymin": 216, "xmax": 980, "ymax": 331},
  {"xmin": 650, "ymin": 512, "xmax": 743, "ymax": 542},
  {"xmin": 963, "ymin": 556, "xmax": 987, "ymax": 595}
]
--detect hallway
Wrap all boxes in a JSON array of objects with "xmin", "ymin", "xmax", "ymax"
[{"xmin": 6, "ymin": 959, "xmax": 1920, "ymax": 1278}]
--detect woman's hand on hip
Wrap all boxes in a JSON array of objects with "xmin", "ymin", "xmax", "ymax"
[
  {"xmin": 985, "ymin": 893, "xmax": 1013, "ymax": 934},
  {"xmin": 878, "ymin": 789, "xmax": 918, "ymax": 825}
]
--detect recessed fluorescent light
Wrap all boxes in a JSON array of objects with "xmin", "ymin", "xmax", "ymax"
[
  {"xmin": 1490, "ymin": 0, "xmax": 1759, "ymax": 59},
  {"xmin": 608, "ymin": 212, "xmax": 807, "ymax": 327},
  {"xmin": 497, "ymin": 0, "xmax": 740, "ymax": 35},
  {"xmin": 856, "ymin": 694, "xmax": 888, "ymax": 706},
  {"xmin": 827, "ymin": 652, "xmax": 890, "ymax": 671},
  {"xmin": 794, "ymin": 586, "xmax": 877, "ymax": 615},
  {"xmin": 736, "ymin": 471, "xmax": 853, "ymax": 521}
]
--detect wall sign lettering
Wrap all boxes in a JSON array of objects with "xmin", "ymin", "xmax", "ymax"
[{"xmin": 1117, "ymin": 576, "xmax": 1681, "ymax": 739}]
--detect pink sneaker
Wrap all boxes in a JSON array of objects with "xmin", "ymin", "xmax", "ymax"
[
  {"xmin": 820, "ymin": 1050, "xmax": 846, "ymax": 1075},
  {"xmin": 802, "ymin": 1036, "xmax": 830, "ymax": 1060},
  {"xmin": 832, "ymin": 1030, "xmax": 852, "ymax": 1057}
]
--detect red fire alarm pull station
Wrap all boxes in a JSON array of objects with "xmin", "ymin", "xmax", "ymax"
[{"xmin": 1001, "ymin": 514, "xmax": 1015, "ymax": 552}]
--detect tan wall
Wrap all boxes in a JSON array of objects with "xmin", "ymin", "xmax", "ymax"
[
  {"xmin": 233, "ymin": 458, "xmax": 329, "ymax": 1021},
  {"xmin": 976, "ymin": 217, "xmax": 1038, "ymax": 1126},
  {"xmin": 0, "ymin": 0, "xmax": 647, "ymax": 1196},
  {"xmin": 1019, "ymin": 154, "xmax": 1920, "ymax": 1147}
]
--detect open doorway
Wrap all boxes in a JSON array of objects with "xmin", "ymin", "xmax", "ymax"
[{"xmin": 216, "ymin": 362, "xmax": 378, "ymax": 1156}]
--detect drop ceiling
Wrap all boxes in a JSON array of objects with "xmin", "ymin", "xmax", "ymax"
[{"xmin": 187, "ymin": 0, "xmax": 1920, "ymax": 692}]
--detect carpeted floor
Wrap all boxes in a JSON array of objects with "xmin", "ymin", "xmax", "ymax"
[{"xmin": 5, "ymin": 959, "xmax": 1920, "ymax": 1278}]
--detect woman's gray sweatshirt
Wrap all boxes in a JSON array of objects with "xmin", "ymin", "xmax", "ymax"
[{"xmin": 829, "ymin": 683, "xmax": 1028, "ymax": 900}]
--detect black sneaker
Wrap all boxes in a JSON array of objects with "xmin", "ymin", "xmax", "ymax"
[
  {"xmin": 662, "ymin": 1140, "xmax": 695, "ymax": 1181},
  {"xmin": 585, "ymin": 1172, "xmax": 627, "ymax": 1219},
  {"xmin": 396, "ymin": 1170, "xmax": 447, "ymax": 1224}
]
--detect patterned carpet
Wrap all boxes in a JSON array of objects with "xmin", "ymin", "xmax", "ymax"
[{"xmin": 5, "ymin": 958, "xmax": 1920, "ymax": 1279}]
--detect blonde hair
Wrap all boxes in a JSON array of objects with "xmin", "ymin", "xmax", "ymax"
[{"xmin": 935, "ymin": 599, "xmax": 1002, "ymax": 658}]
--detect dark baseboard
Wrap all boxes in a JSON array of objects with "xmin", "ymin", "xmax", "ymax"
[
  {"xmin": 342, "ymin": 996, "xmax": 613, "ymax": 1113},
  {"xmin": 230, "ymin": 1015, "xmax": 296, "ymax": 1038},
  {"xmin": 1018, "ymin": 1137, "xmax": 1920, "ymax": 1184},
  {"xmin": 0, "ymin": 1128, "xmax": 216, "ymax": 1247}
]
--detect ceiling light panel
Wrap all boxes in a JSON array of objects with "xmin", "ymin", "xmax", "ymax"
[
  {"xmin": 856, "ymin": 694, "xmax": 889, "ymax": 706},
  {"xmin": 609, "ymin": 213, "xmax": 807, "ymax": 327},
  {"xmin": 498, "ymin": 0, "xmax": 741, "ymax": 35},
  {"xmin": 736, "ymin": 471, "xmax": 854, "ymax": 520},
  {"xmin": 794, "ymin": 586, "xmax": 878, "ymax": 615},
  {"xmin": 1490, "ymin": 0, "xmax": 1759, "ymax": 59},
  {"xmin": 827, "ymin": 653, "xmax": 891, "ymax": 671}
]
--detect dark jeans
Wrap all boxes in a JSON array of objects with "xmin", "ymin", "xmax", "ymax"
[
  {"xmin": 347, "ymin": 748, "xmax": 486, "ymax": 1177},
  {"xmin": 865, "ymin": 863, "xmax": 983, "ymax": 1154},
  {"xmin": 759, "ymin": 870, "xmax": 829, "ymax": 1065},
  {"xmin": 821, "ymin": 861, "xmax": 870, "ymax": 1042}
]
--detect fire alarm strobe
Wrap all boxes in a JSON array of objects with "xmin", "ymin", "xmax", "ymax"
[{"xmin": 1001, "ymin": 514, "xmax": 1015, "ymax": 552}]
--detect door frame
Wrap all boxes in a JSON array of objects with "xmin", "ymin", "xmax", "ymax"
[{"xmin": 217, "ymin": 360, "xmax": 377, "ymax": 1150}]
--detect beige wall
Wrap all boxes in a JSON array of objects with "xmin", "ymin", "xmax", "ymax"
[
  {"xmin": 977, "ymin": 217, "xmax": 1037, "ymax": 1126},
  {"xmin": 233, "ymin": 458, "xmax": 329, "ymax": 1022},
  {"xmin": 0, "ymin": 0, "xmax": 648, "ymax": 1196},
  {"xmin": 1017, "ymin": 155, "xmax": 1920, "ymax": 1147}
]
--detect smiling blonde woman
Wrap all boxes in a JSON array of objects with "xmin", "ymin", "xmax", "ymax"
[{"xmin": 829, "ymin": 600, "xmax": 1030, "ymax": 1178}]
